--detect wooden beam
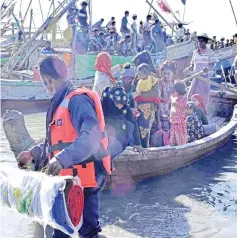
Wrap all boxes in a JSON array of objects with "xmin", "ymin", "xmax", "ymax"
[
  {"xmin": 145, "ymin": 0, "xmax": 174, "ymax": 31},
  {"xmin": 28, "ymin": 9, "xmax": 33, "ymax": 39}
]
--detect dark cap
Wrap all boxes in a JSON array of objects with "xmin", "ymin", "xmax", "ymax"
[{"xmin": 174, "ymin": 82, "xmax": 186, "ymax": 95}]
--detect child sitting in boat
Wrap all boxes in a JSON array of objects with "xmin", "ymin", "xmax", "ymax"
[
  {"xmin": 186, "ymin": 101, "xmax": 205, "ymax": 143},
  {"xmin": 159, "ymin": 61, "xmax": 177, "ymax": 118},
  {"xmin": 191, "ymin": 94, "xmax": 209, "ymax": 125},
  {"xmin": 133, "ymin": 63, "xmax": 161, "ymax": 147},
  {"xmin": 169, "ymin": 82, "xmax": 188, "ymax": 146}
]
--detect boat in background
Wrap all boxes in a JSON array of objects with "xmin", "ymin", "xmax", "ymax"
[{"xmin": 1, "ymin": 43, "xmax": 236, "ymax": 115}]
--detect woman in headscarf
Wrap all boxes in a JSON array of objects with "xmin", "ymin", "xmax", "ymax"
[
  {"xmin": 101, "ymin": 86, "xmax": 146, "ymax": 159},
  {"xmin": 119, "ymin": 63, "xmax": 136, "ymax": 108},
  {"xmin": 186, "ymin": 101, "xmax": 205, "ymax": 143},
  {"xmin": 93, "ymin": 52, "xmax": 122, "ymax": 96},
  {"xmin": 191, "ymin": 94, "xmax": 208, "ymax": 125}
]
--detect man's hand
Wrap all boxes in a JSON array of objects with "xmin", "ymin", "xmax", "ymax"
[
  {"xmin": 46, "ymin": 158, "xmax": 64, "ymax": 176},
  {"xmin": 17, "ymin": 151, "xmax": 33, "ymax": 169},
  {"xmin": 133, "ymin": 145, "xmax": 147, "ymax": 156}
]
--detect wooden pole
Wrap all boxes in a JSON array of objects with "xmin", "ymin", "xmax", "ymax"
[
  {"xmin": 229, "ymin": 0, "xmax": 237, "ymax": 27},
  {"xmin": 146, "ymin": 0, "xmax": 174, "ymax": 31},
  {"xmin": 38, "ymin": 0, "xmax": 45, "ymax": 24},
  {"xmin": 28, "ymin": 9, "xmax": 33, "ymax": 39},
  {"xmin": 182, "ymin": 4, "xmax": 186, "ymax": 22},
  {"xmin": 148, "ymin": 0, "xmax": 154, "ymax": 15},
  {"xmin": 89, "ymin": 0, "xmax": 92, "ymax": 33},
  {"xmin": 1, "ymin": 0, "xmax": 75, "ymax": 73},
  {"xmin": 182, "ymin": 70, "xmax": 237, "ymax": 95},
  {"xmin": 23, "ymin": 0, "xmax": 33, "ymax": 23},
  {"xmin": 52, "ymin": 0, "xmax": 57, "ymax": 43}
]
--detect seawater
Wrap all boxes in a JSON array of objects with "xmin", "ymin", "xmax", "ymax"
[{"xmin": 0, "ymin": 113, "xmax": 237, "ymax": 238}]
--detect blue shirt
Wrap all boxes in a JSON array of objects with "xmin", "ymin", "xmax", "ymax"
[
  {"xmin": 120, "ymin": 16, "xmax": 128, "ymax": 33},
  {"xmin": 78, "ymin": 9, "xmax": 88, "ymax": 27},
  {"xmin": 40, "ymin": 47, "xmax": 55, "ymax": 55},
  {"xmin": 151, "ymin": 24, "xmax": 162, "ymax": 38},
  {"xmin": 30, "ymin": 83, "xmax": 102, "ymax": 169}
]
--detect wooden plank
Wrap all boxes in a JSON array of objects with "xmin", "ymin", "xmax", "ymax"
[
  {"xmin": 209, "ymin": 116, "xmax": 222, "ymax": 124},
  {"xmin": 215, "ymin": 117, "xmax": 227, "ymax": 127},
  {"xmin": 207, "ymin": 114, "xmax": 213, "ymax": 121}
]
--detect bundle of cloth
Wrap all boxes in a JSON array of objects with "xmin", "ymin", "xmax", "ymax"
[{"xmin": 0, "ymin": 166, "xmax": 84, "ymax": 236}]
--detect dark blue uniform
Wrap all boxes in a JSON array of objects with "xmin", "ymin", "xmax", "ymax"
[{"xmin": 30, "ymin": 82, "xmax": 104, "ymax": 238}]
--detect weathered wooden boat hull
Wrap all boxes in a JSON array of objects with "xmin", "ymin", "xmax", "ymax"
[
  {"xmin": 112, "ymin": 118, "xmax": 237, "ymax": 186},
  {"xmin": 1, "ymin": 99, "xmax": 50, "ymax": 115},
  {"xmin": 1, "ymin": 78, "xmax": 93, "ymax": 116},
  {"xmin": 111, "ymin": 95, "xmax": 237, "ymax": 186}
]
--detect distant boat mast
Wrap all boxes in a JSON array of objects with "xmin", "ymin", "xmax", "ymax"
[{"xmin": 229, "ymin": 0, "xmax": 237, "ymax": 27}]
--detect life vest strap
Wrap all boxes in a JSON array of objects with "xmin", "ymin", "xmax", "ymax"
[{"xmin": 48, "ymin": 141, "xmax": 73, "ymax": 153}]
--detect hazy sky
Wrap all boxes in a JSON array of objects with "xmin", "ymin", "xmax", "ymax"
[{"xmin": 16, "ymin": 0, "xmax": 237, "ymax": 39}]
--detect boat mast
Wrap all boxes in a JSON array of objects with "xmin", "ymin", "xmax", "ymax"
[
  {"xmin": 229, "ymin": 0, "xmax": 237, "ymax": 27},
  {"xmin": 88, "ymin": 0, "xmax": 92, "ymax": 34}
]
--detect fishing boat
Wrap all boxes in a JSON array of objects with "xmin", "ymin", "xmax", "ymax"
[{"xmin": 1, "ymin": 42, "xmax": 237, "ymax": 115}]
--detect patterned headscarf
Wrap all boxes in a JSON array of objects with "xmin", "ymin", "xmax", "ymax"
[
  {"xmin": 94, "ymin": 52, "xmax": 116, "ymax": 84},
  {"xmin": 103, "ymin": 86, "xmax": 128, "ymax": 105},
  {"xmin": 191, "ymin": 94, "xmax": 207, "ymax": 114},
  {"xmin": 101, "ymin": 87, "xmax": 128, "ymax": 117}
]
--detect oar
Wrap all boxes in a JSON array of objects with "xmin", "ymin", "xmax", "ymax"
[
  {"xmin": 196, "ymin": 74, "xmax": 237, "ymax": 95},
  {"xmin": 182, "ymin": 70, "xmax": 237, "ymax": 95},
  {"xmin": 182, "ymin": 70, "xmax": 205, "ymax": 84}
]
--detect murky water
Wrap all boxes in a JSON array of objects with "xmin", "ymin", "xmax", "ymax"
[{"xmin": 1, "ymin": 113, "xmax": 237, "ymax": 238}]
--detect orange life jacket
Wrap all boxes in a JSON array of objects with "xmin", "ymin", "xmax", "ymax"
[{"xmin": 48, "ymin": 88, "xmax": 112, "ymax": 188}]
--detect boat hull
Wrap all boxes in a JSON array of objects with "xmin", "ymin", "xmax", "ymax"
[
  {"xmin": 1, "ymin": 99, "xmax": 50, "ymax": 115},
  {"xmin": 111, "ymin": 119, "xmax": 236, "ymax": 186}
]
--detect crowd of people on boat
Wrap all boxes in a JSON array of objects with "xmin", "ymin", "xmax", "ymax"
[
  {"xmin": 91, "ymin": 51, "xmax": 216, "ymax": 156},
  {"xmin": 63, "ymin": 1, "xmax": 197, "ymax": 56},
  {"xmin": 210, "ymin": 34, "xmax": 237, "ymax": 50}
]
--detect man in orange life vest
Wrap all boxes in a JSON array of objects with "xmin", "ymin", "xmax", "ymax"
[{"xmin": 17, "ymin": 56, "xmax": 111, "ymax": 238}]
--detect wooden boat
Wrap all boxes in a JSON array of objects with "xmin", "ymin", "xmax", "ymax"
[
  {"xmin": 0, "ymin": 78, "xmax": 94, "ymax": 116},
  {"xmin": 111, "ymin": 91, "xmax": 237, "ymax": 186},
  {"xmin": 2, "ymin": 91, "xmax": 237, "ymax": 186}
]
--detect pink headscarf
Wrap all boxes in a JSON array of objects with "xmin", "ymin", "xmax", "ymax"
[
  {"xmin": 94, "ymin": 52, "xmax": 115, "ymax": 84},
  {"xmin": 191, "ymin": 94, "xmax": 207, "ymax": 114}
]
